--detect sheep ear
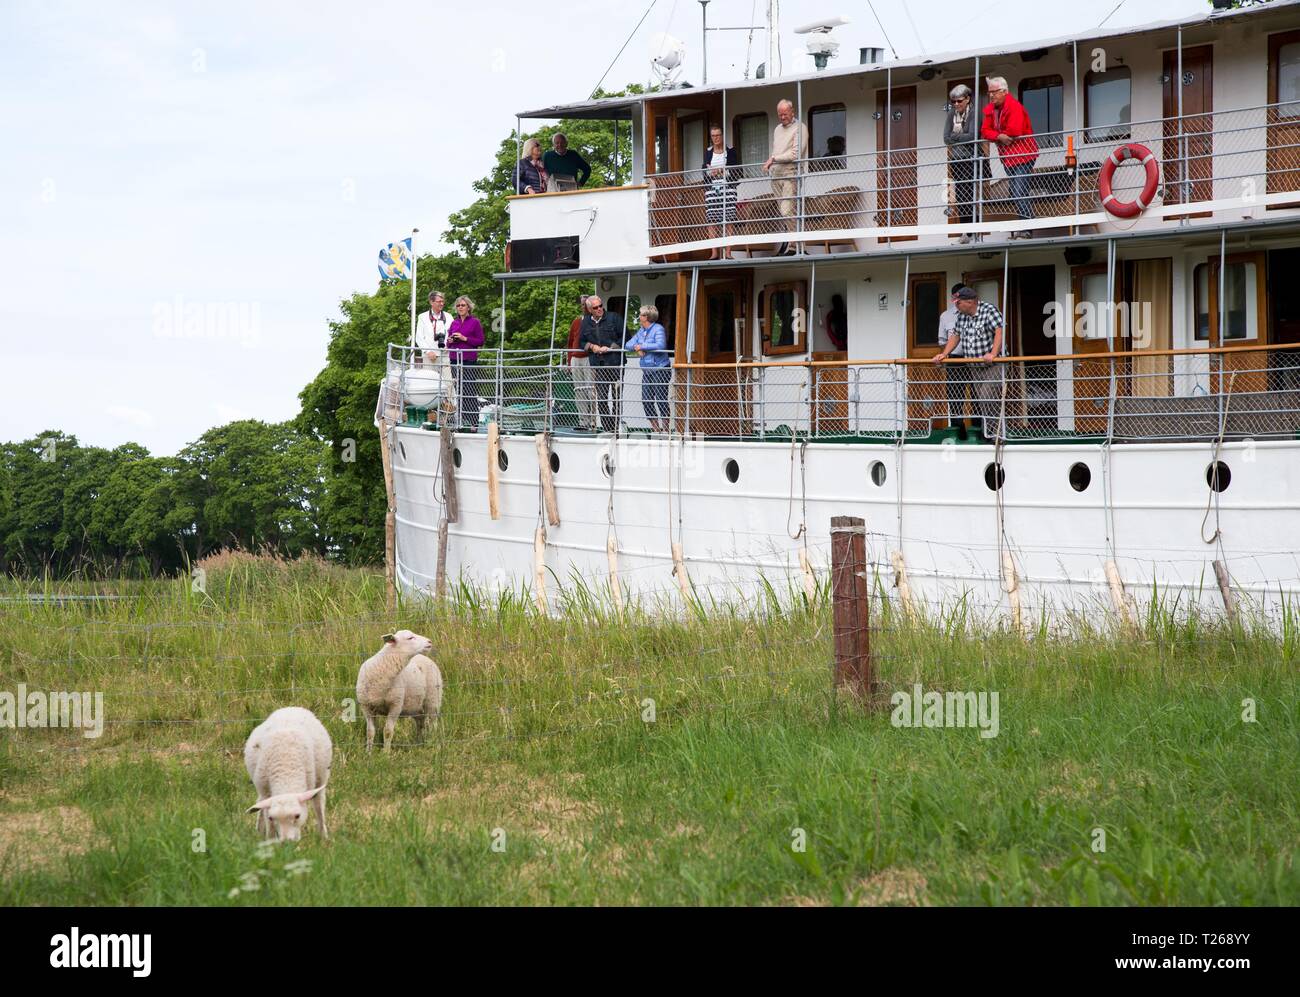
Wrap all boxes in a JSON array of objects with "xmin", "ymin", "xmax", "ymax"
[
  {"xmin": 247, "ymin": 798, "xmax": 271, "ymax": 814},
  {"xmin": 381, "ymin": 633, "xmax": 395, "ymax": 643},
  {"xmin": 299, "ymin": 786, "xmax": 325, "ymax": 803}
]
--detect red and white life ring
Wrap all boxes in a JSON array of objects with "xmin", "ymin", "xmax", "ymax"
[{"xmin": 1098, "ymin": 143, "xmax": 1160, "ymax": 219}]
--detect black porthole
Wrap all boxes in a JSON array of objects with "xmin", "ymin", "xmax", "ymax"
[
  {"xmin": 869, "ymin": 460, "xmax": 887, "ymax": 487},
  {"xmin": 984, "ymin": 461, "xmax": 1005, "ymax": 491},
  {"xmin": 1068, "ymin": 462, "xmax": 1091, "ymax": 492},
  {"xmin": 724, "ymin": 458, "xmax": 740, "ymax": 483},
  {"xmin": 601, "ymin": 452, "xmax": 615, "ymax": 478},
  {"xmin": 1207, "ymin": 461, "xmax": 1231, "ymax": 492},
  {"xmin": 397, "ymin": 441, "xmax": 407, "ymax": 461},
  {"xmin": 497, "ymin": 448, "xmax": 509, "ymax": 472},
  {"xmin": 452, "ymin": 447, "xmax": 462, "ymax": 468},
  {"xmin": 549, "ymin": 451, "xmax": 560, "ymax": 475}
]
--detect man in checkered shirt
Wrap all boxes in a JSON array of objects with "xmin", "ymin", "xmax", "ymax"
[{"xmin": 932, "ymin": 285, "xmax": 1006, "ymax": 439}]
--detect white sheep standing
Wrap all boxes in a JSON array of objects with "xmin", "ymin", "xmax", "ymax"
[
  {"xmin": 244, "ymin": 706, "xmax": 332, "ymax": 841},
  {"xmin": 355, "ymin": 629, "xmax": 443, "ymax": 751}
]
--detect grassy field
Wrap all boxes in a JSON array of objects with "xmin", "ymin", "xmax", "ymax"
[{"xmin": 1, "ymin": 550, "xmax": 1297, "ymax": 906}]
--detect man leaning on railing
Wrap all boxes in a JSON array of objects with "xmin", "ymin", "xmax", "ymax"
[
  {"xmin": 578, "ymin": 295, "xmax": 625, "ymax": 433},
  {"xmin": 933, "ymin": 286, "xmax": 1005, "ymax": 440},
  {"xmin": 982, "ymin": 76, "xmax": 1039, "ymax": 239}
]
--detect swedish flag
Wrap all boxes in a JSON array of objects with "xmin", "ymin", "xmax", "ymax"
[{"xmin": 378, "ymin": 238, "xmax": 414, "ymax": 281}]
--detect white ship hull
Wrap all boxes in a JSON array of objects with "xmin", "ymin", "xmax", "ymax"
[{"xmin": 390, "ymin": 428, "xmax": 1300, "ymax": 622}]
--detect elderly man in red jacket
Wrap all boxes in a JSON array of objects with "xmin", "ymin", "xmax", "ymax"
[{"xmin": 981, "ymin": 76, "xmax": 1039, "ymax": 239}]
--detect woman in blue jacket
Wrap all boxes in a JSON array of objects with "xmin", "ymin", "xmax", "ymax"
[{"xmin": 626, "ymin": 305, "xmax": 671, "ymax": 433}]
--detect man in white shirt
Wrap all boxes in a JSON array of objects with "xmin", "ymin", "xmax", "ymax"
[
  {"xmin": 414, "ymin": 291, "xmax": 450, "ymax": 364},
  {"xmin": 762, "ymin": 99, "xmax": 809, "ymax": 256},
  {"xmin": 938, "ymin": 283, "xmax": 969, "ymax": 433}
]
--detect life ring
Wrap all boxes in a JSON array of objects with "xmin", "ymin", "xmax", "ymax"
[{"xmin": 1098, "ymin": 143, "xmax": 1160, "ymax": 219}]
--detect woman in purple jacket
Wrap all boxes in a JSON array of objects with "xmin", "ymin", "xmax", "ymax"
[{"xmin": 448, "ymin": 295, "xmax": 486, "ymax": 430}]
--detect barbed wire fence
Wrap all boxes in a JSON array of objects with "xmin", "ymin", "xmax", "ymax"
[{"xmin": 6, "ymin": 514, "xmax": 1294, "ymax": 756}]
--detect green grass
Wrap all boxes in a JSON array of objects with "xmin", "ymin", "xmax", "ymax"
[{"xmin": 1, "ymin": 549, "xmax": 1297, "ymax": 906}]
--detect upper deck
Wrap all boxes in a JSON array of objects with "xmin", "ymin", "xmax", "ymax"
[{"xmin": 504, "ymin": 0, "xmax": 1300, "ymax": 276}]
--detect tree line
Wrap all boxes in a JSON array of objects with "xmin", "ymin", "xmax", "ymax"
[{"xmin": 2, "ymin": 92, "xmax": 637, "ymax": 577}]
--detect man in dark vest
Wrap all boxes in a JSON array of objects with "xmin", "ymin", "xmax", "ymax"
[{"xmin": 578, "ymin": 295, "xmax": 626, "ymax": 432}]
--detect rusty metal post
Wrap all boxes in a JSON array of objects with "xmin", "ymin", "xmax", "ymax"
[{"xmin": 830, "ymin": 515, "xmax": 872, "ymax": 701}]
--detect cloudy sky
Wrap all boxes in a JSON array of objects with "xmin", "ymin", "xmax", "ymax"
[{"xmin": 0, "ymin": 0, "xmax": 1205, "ymax": 455}]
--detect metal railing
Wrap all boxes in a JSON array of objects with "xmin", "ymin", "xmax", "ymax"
[
  {"xmin": 645, "ymin": 101, "xmax": 1300, "ymax": 251},
  {"xmin": 380, "ymin": 342, "xmax": 1300, "ymax": 443}
]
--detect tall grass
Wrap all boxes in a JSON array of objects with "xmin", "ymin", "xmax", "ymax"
[{"xmin": 0, "ymin": 552, "xmax": 1296, "ymax": 906}]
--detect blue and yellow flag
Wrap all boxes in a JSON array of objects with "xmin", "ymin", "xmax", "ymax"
[{"xmin": 378, "ymin": 238, "xmax": 413, "ymax": 281}]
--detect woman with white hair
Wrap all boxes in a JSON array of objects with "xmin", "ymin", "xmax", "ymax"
[
  {"xmin": 514, "ymin": 138, "xmax": 548, "ymax": 195},
  {"xmin": 944, "ymin": 83, "xmax": 979, "ymax": 243},
  {"xmin": 625, "ymin": 304, "xmax": 671, "ymax": 433}
]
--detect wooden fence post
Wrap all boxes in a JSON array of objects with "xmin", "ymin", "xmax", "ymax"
[
  {"xmin": 439, "ymin": 403, "xmax": 460, "ymax": 525},
  {"xmin": 535, "ymin": 433, "xmax": 560, "ymax": 527},
  {"xmin": 485, "ymin": 421, "xmax": 500, "ymax": 521},
  {"xmin": 1213, "ymin": 559, "xmax": 1238, "ymax": 627},
  {"xmin": 830, "ymin": 516, "xmax": 872, "ymax": 702}
]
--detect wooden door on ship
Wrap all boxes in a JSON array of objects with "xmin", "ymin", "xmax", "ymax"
[
  {"xmin": 876, "ymin": 86, "xmax": 917, "ymax": 243},
  {"xmin": 646, "ymin": 94, "xmax": 723, "ymax": 259},
  {"xmin": 1070, "ymin": 264, "xmax": 1124, "ymax": 434},
  {"xmin": 905, "ymin": 271, "xmax": 949, "ymax": 433},
  {"xmin": 675, "ymin": 273, "xmax": 752, "ymax": 435},
  {"xmin": 1162, "ymin": 45, "xmax": 1213, "ymax": 219}
]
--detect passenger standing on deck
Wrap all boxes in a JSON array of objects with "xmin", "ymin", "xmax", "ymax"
[
  {"xmin": 578, "ymin": 296, "xmax": 626, "ymax": 433},
  {"xmin": 448, "ymin": 295, "xmax": 485, "ymax": 431},
  {"xmin": 514, "ymin": 138, "xmax": 548, "ymax": 195},
  {"xmin": 932, "ymin": 286, "xmax": 1005, "ymax": 439},
  {"xmin": 414, "ymin": 291, "xmax": 451, "ymax": 366},
  {"xmin": 944, "ymin": 84, "xmax": 978, "ymax": 242},
  {"xmin": 566, "ymin": 295, "xmax": 598, "ymax": 431},
  {"xmin": 702, "ymin": 124, "xmax": 739, "ymax": 259},
  {"xmin": 626, "ymin": 304, "xmax": 671, "ymax": 433},
  {"xmin": 938, "ymin": 284, "xmax": 971, "ymax": 433},
  {"xmin": 543, "ymin": 133, "xmax": 591, "ymax": 191},
  {"xmin": 762, "ymin": 99, "xmax": 809, "ymax": 256},
  {"xmin": 981, "ymin": 77, "xmax": 1039, "ymax": 239}
]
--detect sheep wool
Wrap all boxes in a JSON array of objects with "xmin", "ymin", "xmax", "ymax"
[
  {"xmin": 244, "ymin": 706, "xmax": 332, "ymax": 841},
  {"xmin": 355, "ymin": 629, "xmax": 444, "ymax": 751}
]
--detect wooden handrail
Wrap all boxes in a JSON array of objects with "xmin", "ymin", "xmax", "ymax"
[
  {"xmin": 673, "ymin": 340, "xmax": 1300, "ymax": 370},
  {"xmin": 506, "ymin": 184, "xmax": 648, "ymax": 201}
]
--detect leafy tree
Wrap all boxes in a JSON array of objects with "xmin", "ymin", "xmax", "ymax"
[{"xmin": 299, "ymin": 87, "xmax": 643, "ymax": 563}]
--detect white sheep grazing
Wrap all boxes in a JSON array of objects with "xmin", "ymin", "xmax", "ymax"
[
  {"xmin": 244, "ymin": 706, "xmax": 332, "ymax": 841},
  {"xmin": 355, "ymin": 629, "xmax": 443, "ymax": 751}
]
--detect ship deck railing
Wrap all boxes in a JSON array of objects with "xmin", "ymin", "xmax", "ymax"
[
  {"xmin": 645, "ymin": 101, "xmax": 1300, "ymax": 255},
  {"xmin": 379, "ymin": 342, "xmax": 1300, "ymax": 444}
]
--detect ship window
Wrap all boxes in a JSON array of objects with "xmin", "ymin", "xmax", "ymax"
[
  {"xmin": 808, "ymin": 103, "xmax": 847, "ymax": 169},
  {"xmin": 734, "ymin": 112, "xmax": 769, "ymax": 170},
  {"xmin": 549, "ymin": 451, "xmax": 560, "ymax": 475},
  {"xmin": 1085, "ymin": 66, "xmax": 1131, "ymax": 142},
  {"xmin": 723, "ymin": 458, "xmax": 740, "ymax": 483},
  {"xmin": 1207, "ymin": 461, "xmax": 1231, "ymax": 492},
  {"xmin": 761, "ymin": 281, "xmax": 807, "ymax": 356},
  {"xmin": 497, "ymin": 448, "xmax": 509, "ymax": 472},
  {"xmin": 869, "ymin": 460, "xmax": 887, "ymax": 487},
  {"xmin": 1194, "ymin": 258, "xmax": 1262, "ymax": 342},
  {"xmin": 452, "ymin": 447, "xmax": 462, "ymax": 468},
  {"xmin": 654, "ymin": 115, "xmax": 670, "ymax": 174},
  {"xmin": 1019, "ymin": 76, "xmax": 1064, "ymax": 148},
  {"xmin": 1069, "ymin": 462, "xmax": 1091, "ymax": 492},
  {"xmin": 1277, "ymin": 41, "xmax": 1300, "ymax": 118},
  {"xmin": 984, "ymin": 461, "xmax": 1005, "ymax": 491}
]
